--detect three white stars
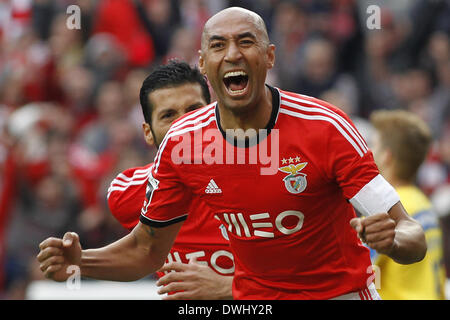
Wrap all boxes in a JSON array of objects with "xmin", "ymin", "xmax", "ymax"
[{"xmin": 281, "ymin": 156, "xmax": 302, "ymax": 165}]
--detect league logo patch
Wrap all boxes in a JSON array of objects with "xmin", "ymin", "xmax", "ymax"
[
  {"xmin": 279, "ymin": 157, "xmax": 308, "ymax": 194},
  {"xmin": 146, "ymin": 173, "xmax": 160, "ymax": 200}
]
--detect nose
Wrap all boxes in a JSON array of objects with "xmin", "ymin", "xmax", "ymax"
[{"xmin": 224, "ymin": 41, "xmax": 243, "ymax": 63}]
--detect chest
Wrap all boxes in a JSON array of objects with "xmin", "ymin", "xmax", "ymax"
[{"xmin": 176, "ymin": 136, "xmax": 338, "ymax": 239}]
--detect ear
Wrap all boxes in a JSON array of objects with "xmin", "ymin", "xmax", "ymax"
[
  {"xmin": 142, "ymin": 122, "xmax": 154, "ymax": 146},
  {"xmin": 198, "ymin": 50, "xmax": 206, "ymax": 76},
  {"xmin": 266, "ymin": 44, "xmax": 276, "ymax": 70}
]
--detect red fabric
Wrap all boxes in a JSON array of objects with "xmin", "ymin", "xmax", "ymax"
[
  {"xmin": 93, "ymin": 0, "xmax": 155, "ymax": 66},
  {"xmin": 141, "ymin": 88, "xmax": 384, "ymax": 299},
  {"xmin": 69, "ymin": 144, "xmax": 117, "ymax": 208},
  {"xmin": 107, "ymin": 164, "xmax": 233, "ymax": 278}
]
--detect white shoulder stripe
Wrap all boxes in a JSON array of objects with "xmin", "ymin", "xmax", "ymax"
[
  {"xmin": 107, "ymin": 179, "xmax": 148, "ymax": 199},
  {"xmin": 107, "ymin": 166, "xmax": 152, "ymax": 200},
  {"xmin": 154, "ymin": 114, "xmax": 216, "ymax": 173},
  {"xmin": 114, "ymin": 169, "xmax": 151, "ymax": 183},
  {"xmin": 170, "ymin": 103, "xmax": 216, "ymax": 132},
  {"xmin": 152, "ymin": 106, "xmax": 215, "ymax": 174},
  {"xmin": 109, "ymin": 177, "xmax": 147, "ymax": 188},
  {"xmin": 280, "ymin": 92, "xmax": 368, "ymax": 152},
  {"xmin": 167, "ymin": 107, "xmax": 216, "ymax": 137},
  {"xmin": 279, "ymin": 108, "xmax": 365, "ymax": 157}
]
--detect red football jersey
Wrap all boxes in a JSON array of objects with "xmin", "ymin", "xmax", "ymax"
[
  {"xmin": 140, "ymin": 86, "xmax": 400, "ymax": 299},
  {"xmin": 107, "ymin": 163, "xmax": 234, "ymax": 278}
]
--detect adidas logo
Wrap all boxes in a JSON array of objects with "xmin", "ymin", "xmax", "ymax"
[{"xmin": 205, "ymin": 179, "xmax": 222, "ymax": 194}]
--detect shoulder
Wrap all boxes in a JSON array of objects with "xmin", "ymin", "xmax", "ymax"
[
  {"xmin": 107, "ymin": 164, "xmax": 153, "ymax": 200},
  {"xmin": 278, "ymin": 88, "xmax": 352, "ymax": 124},
  {"xmin": 153, "ymin": 103, "xmax": 217, "ymax": 171},
  {"xmin": 107, "ymin": 164, "xmax": 153, "ymax": 229},
  {"xmin": 278, "ymin": 88, "xmax": 368, "ymax": 157},
  {"xmin": 169, "ymin": 103, "xmax": 217, "ymax": 134},
  {"xmin": 160, "ymin": 103, "xmax": 217, "ymax": 149}
]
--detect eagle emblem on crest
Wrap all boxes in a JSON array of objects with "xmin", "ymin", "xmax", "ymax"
[{"xmin": 278, "ymin": 160, "xmax": 308, "ymax": 194}]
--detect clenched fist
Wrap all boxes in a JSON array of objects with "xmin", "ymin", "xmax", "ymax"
[
  {"xmin": 350, "ymin": 213, "xmax": 397, "ymax": 255},
  {"xmin": 37, "ymin": 232, "xmax": 82, "ymax": 282}
]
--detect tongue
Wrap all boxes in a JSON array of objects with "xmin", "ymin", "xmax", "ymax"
[{"xmin": 229, "ymin": 79, "xmax": 247, "ymax": 91}]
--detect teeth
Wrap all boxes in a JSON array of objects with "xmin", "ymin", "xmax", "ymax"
[
  {"xmin": 224, "ymin": 70, "xmax": 247, "ymax": 78},
  {"xmin": 229, "ymin": 88, "xmax": 246, "ymax": 94}
]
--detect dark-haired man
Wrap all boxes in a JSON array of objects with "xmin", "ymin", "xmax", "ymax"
[{"xmin": 38, "ymin": 8, "xmax": 426, "ymax": 300}]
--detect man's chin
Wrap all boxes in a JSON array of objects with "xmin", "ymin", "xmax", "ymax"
[
  {"xmin": 219, "ymin": 99, "xmax": 252, "ymax": 115},
  {"xmin": 219, "ymin": 91, "xmax": 253, "ymax": 109}
]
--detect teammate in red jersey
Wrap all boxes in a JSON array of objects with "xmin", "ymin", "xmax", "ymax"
[
  {"xmin": 107, "ymin": 61, "xmax": 233, "ymax": 299},
  {"xmin": 37, "ymin": 7, "xmax": 426, "ymax": 300}
]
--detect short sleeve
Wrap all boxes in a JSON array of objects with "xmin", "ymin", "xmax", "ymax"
[
  {"xmin": 324, "ymin": 110, "xmax": 379, "ymax": 198},
  {"xmin": 107, "ymin": 165, "xmax": 151, "ymax": 231},
  {"xmin": 140, "ymin": 137, "xmax": 192, "ymax": 228},
  {"xmin": 324, "ymin": 110, "xmax": 399, "ymax": 215}
]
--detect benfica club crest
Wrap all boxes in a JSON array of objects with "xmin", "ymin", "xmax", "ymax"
[{"xmin": 278, "ymin": 158, "xmax": 308, "ymax": 194}]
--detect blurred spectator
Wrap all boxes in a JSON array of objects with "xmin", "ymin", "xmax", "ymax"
[
  {"xmin": 58, "ymin": 65, "xmax": 96, "ymax": 132},
  {"xmin": 135, "ymin": 0, "xmax": 181, "ymax": 63},
  {"xmin": 5, "ymin": 173, "xmax": 81, "ymax": 299},
  {"xmin": 93, "ymin": 0, "xmax": 155, "ymax": 67},
  {"xmin": 122, "ymin": 68, "xmax": 150, "ymax": 137},
  {"xmin": 295, "ymin": 37, "xmax": 358, "ymax": 101},
  {"xmin": 1, "ymin": 103, "xmax": 81, "ymax": 299},
  {"xmin": 83, "ymin": 33, "xmax": 127, "ymax": 92},
  {"xmin": 269, "ymin": 0, "xmax": 308, "ymax": 90},
  {"xmin": 164, "ymin": 27, "xmax": 200, "ymax": 66},
  {"xmin": 70, "ymin": 81, "xmax": 126, "ymax": 208}
]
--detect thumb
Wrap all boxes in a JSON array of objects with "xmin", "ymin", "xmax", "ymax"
[
  {"xmin": 62, "ymin": 232, "xmax": 79, "ymax": 247},
  {"xmin": 350, "ymin": 217, "xmax": 363, "ymax": 234}
]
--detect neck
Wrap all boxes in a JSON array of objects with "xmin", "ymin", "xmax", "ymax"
[{"xmin": 217, "ymin": 85, "xmax": 273, "ymax": 131}]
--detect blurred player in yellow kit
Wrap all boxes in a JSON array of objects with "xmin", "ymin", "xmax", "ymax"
[{"xmin": 370, "ymin": 110, "xmax": 446, "ymax": 300}]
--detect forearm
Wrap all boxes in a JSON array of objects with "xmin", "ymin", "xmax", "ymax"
[
  {"xmin": 216, "ymin": 275, "xmax": 234, "ymax": 300},
  {"xmin": 388, "ymin": 218, "xmax": 427, "ymax": 265},
  {"xmin": 80, "ymin": 232, "xmax": 164, "ymax": 281}
]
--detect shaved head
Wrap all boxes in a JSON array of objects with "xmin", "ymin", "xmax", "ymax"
[
  {"xmin": 201, "ymin": 7, "xmax": 270, "ymax": 51},
  {"xmin": 197, "ymin": 6, "xmax": 275, "ymax": 118}
]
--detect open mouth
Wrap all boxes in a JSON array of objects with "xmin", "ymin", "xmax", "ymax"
[{"xmin": 223, "ymin": 70, "xmax": 249, "ymax": 95}]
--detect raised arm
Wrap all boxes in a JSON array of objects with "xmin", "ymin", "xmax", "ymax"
[{"xmin": 37, "ymin": 221, "xmax": 182, "ymax": 282}]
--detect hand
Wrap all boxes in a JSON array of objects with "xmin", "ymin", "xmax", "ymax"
[
  {"xmin": 156, "ymin": 257, "xmax": 233, "ymax": 300},
  {"xmin": 37, "ymin": 232, "xmax": 82, "ymax": 282},
  {"xmin": 350, "ymin": 213, "xmax": 397, "ymax": 255}
]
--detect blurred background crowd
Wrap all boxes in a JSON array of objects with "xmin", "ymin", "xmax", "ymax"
[{"xmin": 0, "ymin": 0, "xmax": 449, "ymax": 299}]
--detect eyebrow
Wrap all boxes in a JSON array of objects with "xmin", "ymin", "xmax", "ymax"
[
  {"xmin": 187, "ymin": 102, "xmax": 205, "ymax": 109},
  {"xmin": 157, "ymin": 102, "xmax": 204, "ymax": 115},
  {"xmin": 156, "ymin": 107, "xmax": 176, "ymax": 116},
  {"xmin": 236, "ymin": 32, "xmax": 257, "ymax": 40},
  {"xmin": 208, "ymin": 32, "xmax": 257, "ymax": 43}
]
